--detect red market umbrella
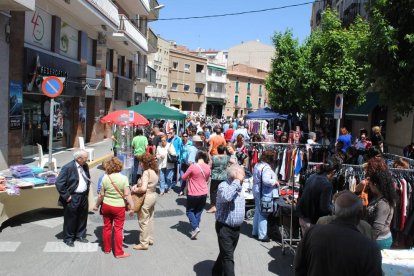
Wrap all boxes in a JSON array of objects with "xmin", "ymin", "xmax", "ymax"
[{"xmin": 100, "ymin": 110, "xmax": 149, "ymax": 126}]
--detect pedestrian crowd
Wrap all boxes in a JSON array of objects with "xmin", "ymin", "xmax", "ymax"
[{"xmin": 54, "ymin": 115, "xmax": 407, "ymax": 275}]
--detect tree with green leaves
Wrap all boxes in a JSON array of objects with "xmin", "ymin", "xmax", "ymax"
[{"xmin": 367, "ymin": 0, "xmax": 414, "ymax": 120}]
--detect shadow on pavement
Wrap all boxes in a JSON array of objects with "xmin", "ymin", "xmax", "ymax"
[
  {"xmin": 0, "ymin": 208, "xmax": 63, "ymax": 232},
  {"xmin": 268, "ymin": 246, "xmax": 295, "ymax": 276},
  {"xmin": 240, "ymin": 220, "xmax": 254, "ymax": 238},
  {"xmin": 193, "ymin": 260, "xmax": 215, "ymax": 276},
  {"xmin": 123, "ymin": 229, "xmax": 140, "ymax": 245},
  {"xmin": 170, "ymin": 220, "xmax": 192, "ymax": 238},
  {"xmin": 175, "ymin": 197, "xmax": 186, "ymax": 206}
]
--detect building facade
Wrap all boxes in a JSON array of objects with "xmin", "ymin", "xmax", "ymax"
[
  {"xmin": 146, "ymin": 35, "xmax": 170, "ymax": 105},
  {"xmin": 227, "ymin": 40, "xmax": 274, "ymax": 72},
  {"xmin": 4, "ymin": 0, "xmax": 160, "ymax": 165},
  {"xmin": 224, "ymin": 64, "xmax": 268, "ymax": 119},
  {"xmin": 168, "ymin": 46, "xmax": 207, "ymax": 113}
]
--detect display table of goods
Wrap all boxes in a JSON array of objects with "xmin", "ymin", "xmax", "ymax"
[
  {"xmin": 382, "ymin": 249, "xmax": 414, "ymax": 275},
  {"xmin": 0, "ymin": 165, "xmax": 59, "ymax": 227}
]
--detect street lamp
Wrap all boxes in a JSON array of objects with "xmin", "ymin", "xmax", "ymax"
[{"xmin": 152, "ymin": 4, "xmax": 165, "ymax": 10}]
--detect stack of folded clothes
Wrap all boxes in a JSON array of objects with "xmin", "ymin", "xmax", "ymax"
[{"xmin": 10, "ymin": 165, "xmax": 33, "ymax": 178}]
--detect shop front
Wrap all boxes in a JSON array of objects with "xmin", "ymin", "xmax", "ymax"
[{"xmin": 22, "ymin": 47, "xmax": 83, "ymax": 158}]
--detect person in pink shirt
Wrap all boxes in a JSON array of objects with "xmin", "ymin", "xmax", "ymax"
[{"xmin": 182, "ymin": 150, "xmax": 211, "ymax": 239}]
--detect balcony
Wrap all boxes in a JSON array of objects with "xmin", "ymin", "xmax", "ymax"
[
  {"xmin": 148, "ymin": 0, "xmax": 161, "ymax": 20},
  {"xmin": 115, "ymin": 0, "xmax": 150, "ymax": 17},
  {"xmin": 0, "ymin": 0, "xmax": 35, "ymax": 11},
  {"xmin": 195, "ymin": 72, "xmax": 206, "ymax": 84},
  {"xmin": 55, "ymin": 0, "xmax": 120, "ymax": 31},
  {"xmin": 145, "ymin": 86, "xmax": 168, "ymax": 99},
  {"xmin": 147, "ymin": 28, "xmax": 158, "ymax": 53},
  {"xmin": 207, "ymin": 91, "xmax": 226, "ymax": 99},
  {"xmin": 113, "ymin": 14, "xmax": 148, "ymax": 52}
]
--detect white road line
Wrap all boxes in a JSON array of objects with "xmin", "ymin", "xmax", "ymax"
[
  {"xmin": 43, "ymin": 242, "xmax": 99, "ymax": 252},
  {"xmin": 0, "ymin": 242, "xmax": 21, "ymax": 252},
  {"xmin": 31, "ymin": 217, "xmax": 63, "ymax": 228}
]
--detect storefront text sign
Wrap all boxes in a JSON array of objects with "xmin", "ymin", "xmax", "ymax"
[{"xmin": 24, "ymin": 7, "xmax": 52, "ymax": 51}]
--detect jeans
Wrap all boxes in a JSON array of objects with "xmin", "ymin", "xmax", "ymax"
[
  {"xmin": 212, "ymin": 221, "xmax": 240, "ymax": 276},
  {"xmin": 252, "ymin": 193, "xmax": 269, "ymax": 240},
  {"xmin": 166, "ymin": 168, "xmax": 175, "ymax": 191},
  {"xmin": 132, "ymin": 156, "xmax": 140, "ymax": 185},
  {"xmin": 159, "ymin": 168, "xmax": 173, "ymax": 193},
  {"xmin": 376, "ymin": 236, "xmax": 393, "ymax": 250},
  {"xmin": 186, "ymin": 195, "xmax": 207, "ymax": 230}
]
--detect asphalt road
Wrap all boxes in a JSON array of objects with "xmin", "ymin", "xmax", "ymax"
[{"xmin": 0, "ymin": 139, "xmax": 295, "ymax": 276}]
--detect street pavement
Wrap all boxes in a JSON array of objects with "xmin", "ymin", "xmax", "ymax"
[{"xmin": 0, "ymin": 139, "xmax": 294, "ymax": 276}]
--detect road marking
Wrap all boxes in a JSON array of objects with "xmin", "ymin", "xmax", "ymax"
[
  {"xmin": 31, "ymin": 217, "xmax": 63, "ymax": 228},
  {"xmin": 43, "ymin": 242, "xmax": 99, "ymax": 252},
  {"xmin": 0, "ymin": 242, "xmax": 21, "ymax": 252}
]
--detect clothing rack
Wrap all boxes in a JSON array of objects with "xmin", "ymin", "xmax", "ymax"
[{"xmin": 383, "ymin": 153, "xmax": 414, "ymax": 167}]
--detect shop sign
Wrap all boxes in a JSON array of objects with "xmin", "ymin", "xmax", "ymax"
[
  {"xmin": 9, "ymin": 81, "xmax": 23, "ymax": 130},
  {"xmin": 60, "ymin": 21, "xmax": 79, "ymax": 60},
  {"xmin": 334, "ymin": 94, "xmax": 343, "ymax": 119},
  {"xmin": 24, "ymin": 7, "xmax": 52, "ymax": 51},
  {"xmin": 26, "ymin": 55, "xmax": 69, "ymax": 92},
  {"xmin": 171, "ymin": 99, "xmax": 181, "ymax": 105}
]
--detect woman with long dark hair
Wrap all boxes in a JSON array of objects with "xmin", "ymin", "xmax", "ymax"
[{"xmin": 364, "ymin": 170, "xmax": 397, "ymax": 249}]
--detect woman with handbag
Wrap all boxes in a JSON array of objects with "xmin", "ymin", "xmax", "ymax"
[
  {"xmin": 131, "ymin": 153, "xmax": 159, "ymax": 250},
  {"xmin": 181, "ymin": 150, "xmax": 211, "ymax": 239},
  {"xmin": 207, "ymin": 145, "xmax": 230, "ymax": 213},
  {"xmin": 156, "ymin": 135, "xmax": 176, "ymax": 195},
  {"xmin": 93, "ymin": 157, "xmax": 134, "ymax": 258},
  {"xmin": 252, "ymin": 150, "xmax": 279, "ymax": 242}
]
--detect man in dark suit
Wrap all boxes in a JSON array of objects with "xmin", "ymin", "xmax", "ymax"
[{"xmin": 56, "ymin": 149, "xmax": 91, "ymax": 247}]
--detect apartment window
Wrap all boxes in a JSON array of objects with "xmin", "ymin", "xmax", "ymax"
[
  {"xmin": 106, "ymin": 49, "xmax": 113, "ymax": 71},
  {"xmin": 171, "ymin": 83, "xmax": 178, "ymax": 91},
  {"xmin": 208, "ymin": 68, "xmax": 212, "ymax": 76},
  {"xmin": 235, "ymin": 81, "xmax": 239, "ymax": 93},
  {"xmin": 247, "ymin": 81, "xmax": 251, "ymax": 94},
  {"xmin": 172, "ymin": 62, "xmax": 178, "ymax": 69},
  {"xmin": 247, "ymin": 96, "xmax": 252, "ymax": 108},
  {"xmin": 234, "ymin": 95, "xmax": 239, "ymax": 105},
  {"xmin": 258, "ymin": 98, "xmax": 262, "ymax": 108},
  {"xmin": 195, "ymin": 85, "xmax": 203, "ymax": 93},
  {"xmin": 184, "ymin": 84, "xmax": 190, "ymax": 91},
  {"xmin": 87, "ymin": 38, "xmax": 96, "ymax": 66},
  {"xmin": 125, "ymin": 60, "xmax": 132, "ymax": 78},
  {"xmin": 184, "ymin": 64, "xmax": 190, "ymax": 72},
  {"xmin": 215, "ymin": 70, "xmax": 223, "ymax": 77},
  {"xmin": 163, "ymin": 85, "xmax": 167, "ymax": 89},
  {"xmin": 117, "ymin": 57, "xmax": 122, "ymax": 76},
  {"xmin": 259, "ymin": 85, "xmax": 262, "ymax": 96},
  {"xmin": 196, "ymin": 64, "xmax": 204, "ymax": 73}
]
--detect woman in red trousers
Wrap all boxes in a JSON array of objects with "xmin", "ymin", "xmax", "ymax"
[{"xmin": 94, "ymin": 157, "xmax": 134, "ymax": 258}]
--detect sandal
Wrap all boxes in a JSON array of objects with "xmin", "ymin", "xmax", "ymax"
[{"xmin": 115, "ymin": 253, "xmax": 131, "ymax": 258}]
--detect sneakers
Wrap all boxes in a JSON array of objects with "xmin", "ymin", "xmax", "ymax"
[
  {"xmin": 178, "ymin": 192, "xmax": 184, "ymax": 196},
  {"xmin": 133, "ymin": 244, "xmax": 149, "ymax": 250},
  {"xmin": 190, "ymin": 228, "xmax": 200, "ymax": 240}
]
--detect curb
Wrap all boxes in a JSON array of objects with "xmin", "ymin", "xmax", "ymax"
[{"xmin": 87, "ymin": 153, "xmax": 113, "ymax": 169}]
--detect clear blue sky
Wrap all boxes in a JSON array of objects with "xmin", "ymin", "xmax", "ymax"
[{"xmin": 150, "ymin": 0, "xmax": 313, "ymax": 50}]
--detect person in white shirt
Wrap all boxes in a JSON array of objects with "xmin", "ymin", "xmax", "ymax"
[{"xmin": 156, "ymin": 135, "xmax": 176, "ymax": 195}]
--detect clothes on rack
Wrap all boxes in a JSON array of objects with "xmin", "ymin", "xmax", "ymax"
[{"xmin": 246, "ymin": 120, "xmax": 268, "ymax": 137}]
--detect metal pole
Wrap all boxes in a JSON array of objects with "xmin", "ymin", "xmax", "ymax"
[
  {"xmin": 336, "ymin": 118, "xmax": 341, "ymax": 140},
  {"xmin": 48, "ymin": 99, "xmax": 55, "ymax": 171}
]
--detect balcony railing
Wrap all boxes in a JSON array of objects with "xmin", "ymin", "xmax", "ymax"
[
  {"xmin": 147, "ymin": 28, "xmax": 158, "ymax": 53},
  {"xmin": 207, "ymin": 91, "xmax": 226, "ymax": 99},
  {"xmin": 86, "ymin": 0, "xmax": 120, "ymax": 26},
  {"xmin": 149, "ymin": 0, "xmax": 160, "ymax": 20},
  {"xmin": 195, "ymin": 72, "xmax": 206, "ymax": 83},
  {"xmin": 118, "ymin": 14, "xmax": 148, "ymax": 52}
]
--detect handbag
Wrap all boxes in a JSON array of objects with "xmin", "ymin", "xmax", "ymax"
[
  {"xmin": 359, "ymin": 182, "xmax": 369, "ymax": 207},
  {"xmin": 131, "ymin": 171, "xmax": 148, "ymax": 213},
  {"xmin": 167, "ymin": 142, "xmax": 178, "ymax": 164},
  {"xmin": 260, "ymin": 165, "xmax": 276, "ymax": 214},
  {"xmin": 107, "ymin": 174, "xmax": 129, "ymax": 210}
]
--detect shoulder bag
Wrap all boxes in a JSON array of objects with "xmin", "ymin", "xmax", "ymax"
[
  {"xmin": 107, "ymin": 174, "xmax": 129, "ymax": 210},
  {"xmin": 131, "ymin": 170, "xmax": 148, "ymax": 213},
  {"xmin": 260, "ymin": 165, "xmax": 276, "ymax": 214},
  {"xmin": 359, "ymin": 182, "xmax": 369, "ymax": 207},
  {"xmin": 167, "ymin": 141, "xmax": 178, "ymax": 164}
]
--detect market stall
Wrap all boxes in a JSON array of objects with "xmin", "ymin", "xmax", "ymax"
[
  {"xmin": 0, "ymin": 165, "xmax": 68, "ymax": 227},
  {"xmin": 100, "ymin": 110, "xmax": 149, "ymax": 181},
  {"xmin": 245, "ymin": 107, "xmax": 289, "ymax": 140}
]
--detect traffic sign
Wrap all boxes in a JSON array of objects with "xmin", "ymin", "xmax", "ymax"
[
  {"xmin": 334, "ymin": 94, "xmax": 343, "ymax": 119},
  {"xmin": 41, "ymin": 76, "xmax": 64, "ymax": 98}
]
